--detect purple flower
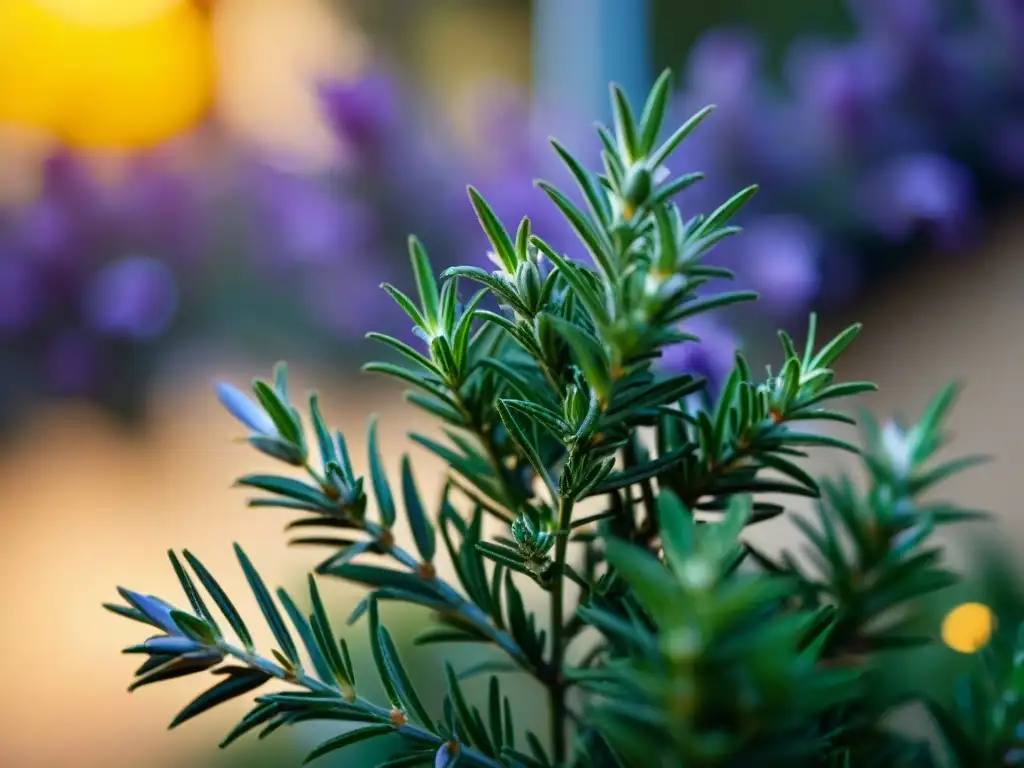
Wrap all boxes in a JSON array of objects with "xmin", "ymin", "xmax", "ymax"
[
  {"xmin": 658, "ymin": 315, "xmax": 739, "ymax": 395},
  {"xmin": 247, "ymin": 162, "xmax": 373, "ymax": 269},
  {"xmin": 301, "ymin": 260, "xmax": 407, "ymax": 341},
  {"xmin": 0, "ymin": 256, "xmax": 40, "ymax": 333},
  {"xmin": 859, "ymin": 154, "xmax": 976, "ymax": 251},
  {"xmin": 115, "ymin": 157, "xmax": 208, "ymax": 269},
  {"xmin": 845, "ymin": 0, "xmax": 942, "ymax": 48},
  {"xmin": 979, "ymin": 0, "xmax": 1024, "ymax": 54},
  {"xmin": 18, "ymin": 196, "xmax": 80, "ymax": 263},
  {"xmin": 83, "ymin": 255, "xmax": 179, "ymax": 341},
  {"xmin": 785, "ymin": 40, "xmax": 894, "ymax": 155},
  {"xmin": 685, "ymin": 29, "xmax": 762, "ymax": 116},
  {"xmin": 43, "ymin": 330, "xmax": 102, "ymax": 396},
  {"xmin": 735, "ymin": 216, "xmax": 822, "ymax": 321},
  {"xmin": 318, "ymin": 70, "xmax": 400, "ymax": 155},
  {"xmin": 18, "ymin": 152, "xmax": 106, "ymax": 262},
  {"xmin": 990, "ymin": 116, "xmax": 1024, "ymax": 182},
  {"xmin": 816, "ymin": 249, "xmax": 863, "ymax": 309}
]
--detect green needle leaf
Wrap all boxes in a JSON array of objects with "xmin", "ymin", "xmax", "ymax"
[
  {"xmin": 276, "ymin": 587, "xmax": 334, "ymax": 684},
  {"xmin": 168, "ymin": 550, "xmax": 220, "ymax": 637},
  {"xmin": 408, "ymin": 236, "xmax": 440, "ymax": 328},
  {"xmin": 639, "ymin": 68, "xmax": 673, "ymax": 154},
  {"xmin": 603, "ymin": 538, "xmax": 686, "ymax": 632},
  {"xmin": 468, "ymin": 186, "xmax": 518, "ymax": 273},
  {"xmin": 170, "ymin": 667, "xmax": 271, "ymax": 729},
  {"xmin": 401, "ymin": 455, "xmax": 436, "ymax": 563},
  {"xmin": 368, "ymin": 416, "xmax": 397, "ymax": 528},
  {"xmin": 183, "ymin": 550, "xmax": 254, "ymax": 651},
  {"xmin": 302, "ymin": 724, "xmax": 395, "ymax": 764},
  {"xmin": 367, "ymin": 596, "xmax": 401, "ymax": 708},
  {"xmin": 234, "ymin": 544, "xmax": 300, "ymax": 667}
]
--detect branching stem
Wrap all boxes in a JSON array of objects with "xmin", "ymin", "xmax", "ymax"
[
  {"xmin": 549, "ymin": 493, "xmax": 576, "ymax": 764},
  {"xmin": 220, "ymin": 643, "xmax": 506, "ymax": 768}
]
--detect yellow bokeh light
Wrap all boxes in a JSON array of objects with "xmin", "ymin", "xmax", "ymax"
[
  {"xmin": 35, "ymin": 0, "xmax": 183, "ymax": 27},
  {"xmin": 0, "ymin": 0, "xmax": 215, "ymax": 150},
  {"xmin": 941, "ymin": 602, "xmax": 995, "ymax": 654}
]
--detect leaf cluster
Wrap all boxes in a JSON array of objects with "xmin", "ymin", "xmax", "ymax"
[{"xmin": 105, "ymin": 71, "xmax": 1014, "ymax": 767}]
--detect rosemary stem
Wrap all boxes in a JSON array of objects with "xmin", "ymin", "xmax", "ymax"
[{"xmin": 549, "ymin": 493, "xmax": 575, "ymax": 764}]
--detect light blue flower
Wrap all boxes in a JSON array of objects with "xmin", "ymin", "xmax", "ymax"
[
  {"xmin": 215, "ymin": 382, "xmax": 277, "ymax": 436},
  {"xmin": 117, "ymin": 587, "xmax": 181, "ymax": 634}
]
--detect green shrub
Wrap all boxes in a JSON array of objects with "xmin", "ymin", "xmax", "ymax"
[{"xmin": 105, "ymin": 71, "xmax": 1019, "ymax": 767}]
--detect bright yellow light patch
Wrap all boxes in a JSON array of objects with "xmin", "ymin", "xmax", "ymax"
[
  {"xmin": 941, "ymin": 602, "xmax": 995, "ymax": 654},
  {"xmin": 35, "ymin": 0, "xmax": 183, "ymax": 28},
  {"xmin": 0, "ymin": 0, "xmax": 214, "ymax": 150}
]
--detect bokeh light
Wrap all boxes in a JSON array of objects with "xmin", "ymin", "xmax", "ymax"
[
  {"xmin": 941, "ymin": 602, "xmax": 996, "ymax": 654},
  {"xmin": 0, "ymin": 0, "xmax": 215, "ymax": 150}
]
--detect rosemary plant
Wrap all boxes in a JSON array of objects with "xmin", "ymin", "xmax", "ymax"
[{"xmin": 105, "ymin": 72, "xmax": 1019, "ymax": 767}]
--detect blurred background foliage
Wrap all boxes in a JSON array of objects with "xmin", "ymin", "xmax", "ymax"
[
  {"xmin": 0, "ymin": 1, "xmax": 1022, "ymax": 765},
  {"xmin": 2, "ymin": 0, "xmax": 1022, "ymax": 432}
]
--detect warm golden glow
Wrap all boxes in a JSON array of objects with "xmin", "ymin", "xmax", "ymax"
[
  {"xmin": 211, "ymin": 0, "xmax": 366, "ymax": 168},
  {"xmin": 0, "ymin": 0, "xmax": 215, "ymax": 150},
  {"xmin": 941, "ymin": 602, "xmax": 995, "ymax": 654},
  {"xmin": 35, "ymin": 0, "xmax": 183, "ymax": 27}
]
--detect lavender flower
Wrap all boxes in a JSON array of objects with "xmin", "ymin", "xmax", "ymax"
[
  {"xmin": 319, "ymin": 70, "xmax": 401, "ymax": 157},
  {"xmin": 658, "ymin": 315, "xmax": 739, "ymax": 396},
  {"xmin": 42, "ymin": 330, "xmax": 102, "ymax": 396},
  {"xmin": 83, "ymin": 255, "xmax": 179, "ymax": 341},
  {"xmin": 0, "ymin": 253, "xmax": 40, "ymax": 333},
  {"xmin": 0, "ymin": 148, "xmax": 210, "ymax": 416},
  {"xmin": 859, "ymin": 153, "xmax": 976, "ymax": 251},
  {"xmin": 734, "ymin": 216, "xmax": 822, "ymax": 322}
]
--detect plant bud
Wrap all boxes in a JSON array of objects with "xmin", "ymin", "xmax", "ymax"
[
  {"xmin": 533, "ymin": 312, "xmax": 561, "ymax": 362},
  {"xmin": 430, "ymin": 335, "xmax": 458, "ymax": 382},
  {"xmin": 563, "ymin": 382, "xmax": 589, "ymax": 431},
  {"xmin": 515, "ymin": 260, "xmax": 543, "ymax": 312},
  {"xmin": 622, "ymin": 164, "xmax": 652, "ymax": 211}
]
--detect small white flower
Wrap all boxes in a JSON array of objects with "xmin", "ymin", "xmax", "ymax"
[{"xmin": 881, "ymin": 419, "xmax": 913, "ymax": 476}]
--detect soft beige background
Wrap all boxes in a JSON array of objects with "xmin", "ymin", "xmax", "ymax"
[{"xmin": 0, "ymin": 213, "xmax": 1021, "ymax": 765}]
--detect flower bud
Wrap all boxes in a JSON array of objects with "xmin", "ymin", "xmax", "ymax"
[
  {"xmin": 563, "ymin": 382, "xmax": 589, "ymax": 431},
  {"xmin": 514, "ymin": 260, "xmax": 543, "ymax": 313},
  {"xmin": 622, "ymin": 164, "xmax": 653, "ymax": 212},
  {"xmin": 534, "ymin": 312, "xmax": 561, "ymax": 362},
  {"xmin": 430, "ymin": 335, "xmax": 458, "ymax": 382},
  {"xmin": 511, "ymin": 513, "xmax": 555, "ymax": 575}
]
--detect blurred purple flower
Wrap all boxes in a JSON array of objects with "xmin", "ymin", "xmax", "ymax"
[
  {"xmin": 735, "ymin": 216, "xmax": 822, "ymax": 321},
  {"xmin": 845, "ymin": 0, "xmax": 942, "ymax": 49},
  {"xmin": 685, "ymin": 29, "xmax": 762, "ymax": 116},
  {"xmin": 816, "ymin": 249, "xmax": 863, "ymax": 309},
  {"xmin": 319, "ymin": 70, "xmax": 400, "ymax": 155},
  {"xmin": 785, "ymin": 40, "xmax": 894, "ymax": 156},
  {"xmin": 116, "ymin": 158, "xmax": 207, "ymax": 269},
  {"xmin": 860, "ymin": 154, "xmax": 976, "ymax": 251},
  {"xmin": 83, "ymin": 255, "xmax": 179, "ymax": 341},
  {"xmin": 19, "ymin": 152, "xmax": 107, "ymax": 262},
  {"xmin": 0, "ymin": 256, "xmax": 40, "ymax": 333},
  {"xmin": 43, "ymin": 330, "xmax": 102, "ymax": 396},
  {"xmin": 247, "ymin": 162, "xmax": 374, "ymax": 271},
  {"xmin": 658, "ymin": 315, "xmax": 739, "ymax": 395},
  {"xmin": 301, "ymin": 259, "xmax": 407, "ymax": 342},
  {"xmin": 990, "ymin": 116, "xmax": 1024, "ymax": 181},
  {"xmin": 980, "ymin": 0, "xmax": 1024, "ymax": 55}
]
